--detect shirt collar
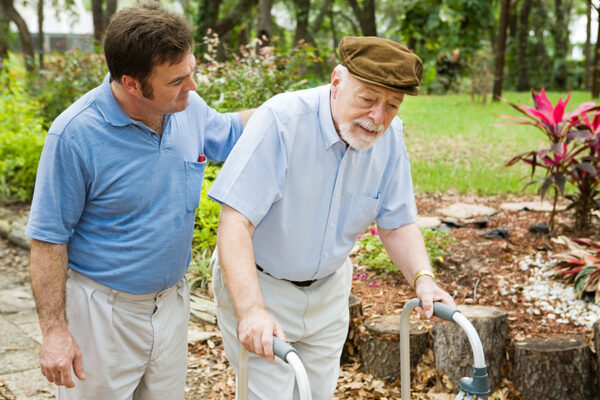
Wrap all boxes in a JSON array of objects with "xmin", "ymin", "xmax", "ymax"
[
  {"xmin": 318, "ymin": 84, "xmax": 344, "ymax": 150},
  {"xmin": 94, "ymin": 73, "xmax": 137, "ymax": 127}
]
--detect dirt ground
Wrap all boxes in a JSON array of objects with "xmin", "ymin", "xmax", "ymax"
[{"xmin": 184, "ymin": 192, "xmax": 600, "ymax": 399}]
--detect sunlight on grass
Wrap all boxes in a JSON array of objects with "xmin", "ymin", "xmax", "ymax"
[{"xmin": 400, "ymin": 91, "xmax": 593, "ymax": 195}]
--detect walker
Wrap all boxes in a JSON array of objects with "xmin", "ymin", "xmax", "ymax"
[
  {"xmin": 238, "ymin": 337, "xmax": 312, "ymax": 400},
  {"xmin": 399, "ymin": 299, "xmax": 490, "ymax": 400}
]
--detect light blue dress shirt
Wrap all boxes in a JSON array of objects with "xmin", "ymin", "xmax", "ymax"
[
  {"xmin": 209, "ymin": 84, "xmax": 417, "ymax": 282},
  {"xmin": 26, "ymin": 74, "xmax": 243, "ymax": 294}
]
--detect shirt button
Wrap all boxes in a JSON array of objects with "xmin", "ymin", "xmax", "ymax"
[
  {"xmin": 324, "ymin": 252, "xmax": 329, "ymax": 257},
  {"xmin": 330, "ymin": 223, "xmax": 334, "ymax": 228}
]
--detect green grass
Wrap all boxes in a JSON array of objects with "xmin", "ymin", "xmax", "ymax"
[{"xmin": 400, "ymin": 91, "xmax": 594, "ymax": 195}]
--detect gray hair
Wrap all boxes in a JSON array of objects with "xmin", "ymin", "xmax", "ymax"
[{"xmin": 334, "ymin": 64, "xmax": 351, "ymax": 88}]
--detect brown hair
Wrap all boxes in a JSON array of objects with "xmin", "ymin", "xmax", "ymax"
[{"xmin": 104, "ymin": 2, "xmax": 194, "ymax": 88}]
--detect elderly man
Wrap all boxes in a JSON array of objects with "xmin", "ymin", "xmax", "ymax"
[
  {"xmin": 208, "ymin": 36, "xmax": 455, "ymax": 399},
  {"xmin": 26, "ymin": 3, "xmax": 253, "ymax": 399}
]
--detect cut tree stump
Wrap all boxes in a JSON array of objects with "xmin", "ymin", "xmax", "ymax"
[
  {"xmin": 360, "ymin": 314, "xmax": 430, "ymax": 382},
  {"xmin": 593, "ymin": 319, "xmax": 600, "ymax": 393},
  {"xmin": 432, "ymin": 305, "xmax": 507, "ymax": 392},
  {"xmin": 511, "ymin": 336, "xmax": 593, "ymax": 400},
  {"xmin": 341, "ymin": 293, "xmax": 364, "ymax": 364}
]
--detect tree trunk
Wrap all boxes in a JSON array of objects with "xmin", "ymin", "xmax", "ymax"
[
  {"xmin": 585, "ymin": 0, "xmax": 592, "ymax": 90},
  {"xmin": 105, "ymin": 0, "xmax": 117, "ymax": 29},
  {"xmin": 91, "ymin": 0, "xmax": 104, "ymax": 44},
  {"xmin": 196, "ymin": 0, "xmax": 222, "ymax": 40},
  {"xmin": 592, "ymin": 5, "xmax": 600, "ymax": 98},
  {"xmin": 346, "ymin": 0, "xmax": 376, "ymax": 36},
  {"xmin": 512, "ymin": 337, "xmax": 593, "ymax": 400},
  {"xmin": 312, "ymin": 0, "xmax": 333, "ymax": 33},
  {"xmin": 214, "ymin": 0, "xmax": 256, "ymax": 40},
  {"xmin": 293, "ymin": 0, "xmax": 312, "ymax": 46},
  {"xmin": 257, "ymin": 0, "xmax": 273, "ymax": 44},
  {"xmin": 341, "ymin": 293, "xmax": 363, "ymax": 364},
  {"xmin": 516, "ymin": 0, "xmax": 532, "ymax": 91},
  {"xmin": 0, "ymin": 11, "xmax": 9, "ymax": 61},
  {"xmin": 551, "ymin": 0, "xmax": 571, "ymax": 90},
  {"xmin": 0, "ymin": 0, "xmax": 35, "ymax": 70},
  {"xmin": 432, "ymin": 305, "xmax": 508, "ymax": 392},
  {"xmin": 360, "ymin": 315, "xmax": 430, "ymax": 382},
  {"xmin": 37, "ymin": 0, "xmax": 44, "ymax": 68},
  {"xmin": 492, "ymin": 0, "xmax": 510, "ymax": 101}
]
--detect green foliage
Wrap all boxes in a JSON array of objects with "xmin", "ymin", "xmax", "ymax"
[
  {"xmin": 499, "ymin": 88, "xmax": 600, "ymax": 231},
  {"xmin": 546, "ymin": 236, "xmax": 600, "ymax": 302},
  {"xmin": 33, "ymin": 49, "xmax": 107, "ymax": 127},
  {"xmin": 188, "ymin": 247, "xmax": 214, "ymax": 292},
  {"xmin": 189, "ymin": 163, "xmax": 222, "ymax": 291},
  {"xmin": 0, "ymin": 54, "xmax": 46, "ymax": 202},
  {"xmin": 354, "ymin": 228, "xmax": 454, "ymax": 274},
  {"xmin": 195, "ymin": 35, "xmax": 319, "ymax": 112},
  {"xmin": 193, "ymin": 163, "xmax": 221, "ymax": 252}
]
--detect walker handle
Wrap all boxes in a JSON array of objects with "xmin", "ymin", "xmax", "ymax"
[
  {"xmin": 273, "ymin": 336, "xmax": 296, "ymax": 362},
  {"xmin": 418, "ymin": 299, "xmax": 461, "ymax": 322}
]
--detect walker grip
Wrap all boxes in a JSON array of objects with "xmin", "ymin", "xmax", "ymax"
[
  {"xmin": 418, "ymin": 300, "xmax": 460, "ymax": 322},
  {"xmin": 273, "ymin": 337, "xmax": 296, "ymax": 362}
]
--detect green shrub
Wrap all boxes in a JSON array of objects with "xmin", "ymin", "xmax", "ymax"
[
  {"xmin": 33, "ymin": 49, "xmax": 107, "ymax": 127},
  {"xmin": 354, "ymin": 227, "xmax": 454, "ymax": 274},
  {"xmin": 0, "ymin": 54, "xmax": 46, "ymax": 202},
  {"xmin": 189, "ymin": 163, "xmax": 221, "ymax": 289},
  {"xmin": 195, "ymin": 35, "xmax": 320, "ymax": 112}
]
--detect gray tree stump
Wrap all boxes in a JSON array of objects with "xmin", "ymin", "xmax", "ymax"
[
  {"xmin": 511, "ymin": 337, "xmax": 593, "ymax": 400},
  {"xmin": 360, "ymin": 314, "xmax": 430, "ymax": 382},
  {"xmin": 432, "ymin": 305, "xmax": 507, "ymax": 392},
  {"xmin": 341, "ymin": 293, "xmax": 363, "ymax": 364},
  {"xmin": 593, "ymin": 320, "xmax": 600, "ymax": 394}
]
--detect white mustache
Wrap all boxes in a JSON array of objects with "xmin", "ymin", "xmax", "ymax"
[{"xmin": 353, "ymin": 118, "xmax": 384, "ymax": 134}]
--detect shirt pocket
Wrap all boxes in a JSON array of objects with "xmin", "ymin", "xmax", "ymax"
[
  {"xmin": 344, "ymin": 193, "xmax": 380, "ymax": 237},
  {"xmin": 184, "ymin": 160, "xmax": 207, "ymax": 212}
]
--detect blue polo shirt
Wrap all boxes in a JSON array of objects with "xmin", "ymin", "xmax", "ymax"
[
  {"xmin": 208, "ymin": 85, "xmax": 416, "ymax": 282},
  {"xmin": 26, "ymin": 74, "xmax": 243, "ymax": 294}
]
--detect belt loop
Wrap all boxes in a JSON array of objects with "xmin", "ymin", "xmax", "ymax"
[{"xmin": 108, "ymin": 289, "xmax": 117, "ymax": 305}]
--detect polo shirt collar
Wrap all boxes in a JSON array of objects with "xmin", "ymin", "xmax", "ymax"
[
  {"xmin": 318, "ymin": 84, "xmax": 344, "ymax": 150},
  {"xmin": 94, "ymin": 73, "xmax": 137, "ymax": 127}
]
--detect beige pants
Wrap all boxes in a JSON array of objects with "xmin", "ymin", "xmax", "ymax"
[
  {"xmin": 213, "ymin": 255, "xmax": 353, "ymax": 400},
  {"xmin": 57, "ymin": 269, "xmax": 190, "ymax": 400}
]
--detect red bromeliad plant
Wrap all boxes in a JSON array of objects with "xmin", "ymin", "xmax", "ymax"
[
  {"xmin": 546, "ymin": 236, "xmax": 600, "ymax": 302},
  {"xmin": 498, "ymin": 88, "xmax": 600, "ymax": 232}
]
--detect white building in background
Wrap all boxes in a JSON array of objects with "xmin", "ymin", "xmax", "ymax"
[
  {"xmin": 9, "ymin": 0, "xmax": 94, "ymax": 51},
  {"xmin": 9, "ymin": 0, "xmax": 185, "ymax": 52}
]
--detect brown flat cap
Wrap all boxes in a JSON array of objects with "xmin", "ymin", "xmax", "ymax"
[{"xmin": 338, "ymin": 36, "xmax": 423, "ymax": 95}]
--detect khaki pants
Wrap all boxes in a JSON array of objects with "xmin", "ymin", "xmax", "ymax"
[
  {"xmin": 58, "ymin": 269, "xmax": 190, "ymax": 400},
  {"xmin": 213, "ymin": 255, "xmax": 352, "ymax": 400}
]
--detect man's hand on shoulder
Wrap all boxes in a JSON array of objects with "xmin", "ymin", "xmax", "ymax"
[
  {"xmin": 237, "ymin": 307, "xmax": 286, "ymax": 362},
  {"xmin": 40, "ymin": 326, "xmax": 85, "ymax": 388}
]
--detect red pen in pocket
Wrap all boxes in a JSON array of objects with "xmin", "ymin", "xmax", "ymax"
[{"xmin": 197, "ymin": 154, "xmax": 206, "ymax": 162}]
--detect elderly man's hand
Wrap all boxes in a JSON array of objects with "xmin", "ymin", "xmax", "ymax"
[
  {"xmin": 237, "ymin": 307, "xmax": 286, "ymax": 361},
  {"xmin": 414, "ymin": 275, "xmax": 456, "ymax": 318}
]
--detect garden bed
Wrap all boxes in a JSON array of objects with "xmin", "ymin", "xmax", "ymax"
[{"xmin": 186, "ymin": 192, "xmax": 600, "ymax": 399}]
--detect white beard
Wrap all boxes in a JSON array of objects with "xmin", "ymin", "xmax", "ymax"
[{"xmin": 338, "ymin": 118, "xmax": 385, "ymax": 150}]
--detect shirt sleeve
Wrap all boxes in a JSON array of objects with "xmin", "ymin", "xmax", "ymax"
[
  {"xmin": 208, "ymin": 106, "xmax": 288, "ymax": 227},
  {"xmin": 25, "ymin": 133, "xmax": 88, "ymax": 244},
  {"xmin": 375, "ymin": 130, "xmax": 417, "ymax": 229},
  {"xmin": 197, "ymin": 95, "xmax": 243, "ymax": 162}
]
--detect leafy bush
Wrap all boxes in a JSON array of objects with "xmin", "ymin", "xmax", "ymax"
[
  {"xmin": 546, "ymin": 236, "xmax": 600, "ymax": 302},
  {"xmin": 33, "ymin": 49, "xmax": 107, "ymax": 126},
  {"xmin": 195, "ymin": 34, "xmax": 320, "ymax": 112},
  {"xmin": 499, "ymin": 88, "xmax": 600, "ymax": 231},
  {"xmin": 354, "ymin": 228, "xmax": 454, "ymax": 274},
  {"xmin": 0, "ymin": 54, "xmax": 46, "ymax": 202},
  {"xmin": 189, "ymin": 163, "xmax": 221, "ymax": 289}
]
